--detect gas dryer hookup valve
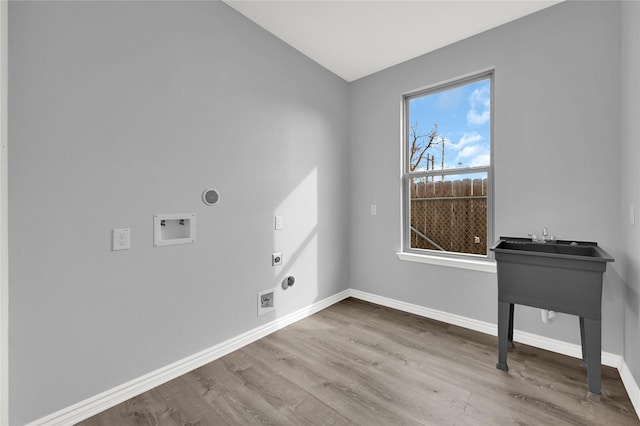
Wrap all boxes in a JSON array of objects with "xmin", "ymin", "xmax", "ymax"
[{"xmin": 282, "ymin": 276, "xmax": 295, "ymax": 290}]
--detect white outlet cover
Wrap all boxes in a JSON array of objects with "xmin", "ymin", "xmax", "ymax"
[
  {"xmin": 112, "ymin": 228, "xmax": 130, "ymax": 251},
  {"xmin": 272, "ymin": 252, "xmax": 282, "ymax": 266}
]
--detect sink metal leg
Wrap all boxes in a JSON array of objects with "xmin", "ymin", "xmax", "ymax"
[
  {"xmin": 583, "ymin": 317, "xmax": 602, "ymax": 398},
  {"xmin": 497, "ymin": 301, "xmax": 511, "ymax": 371},
  {"xmin": 579, "ymin": 316, "xmax": 587, "ymax": 368},
  {"xmin": 508, "ymin": 303, "xmax": 515, "ymax": 349}
]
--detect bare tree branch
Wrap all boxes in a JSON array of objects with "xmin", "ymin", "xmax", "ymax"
[{"xmin": 409, "ymin": 122, "xmax": 438, "ymax": 172}]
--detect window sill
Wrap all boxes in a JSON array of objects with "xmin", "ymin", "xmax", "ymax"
[{"xmin": 396, "ymin": 252, "xmax": 497, "ymax": 273}]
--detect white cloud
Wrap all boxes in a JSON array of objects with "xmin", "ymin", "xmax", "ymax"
[
  {"xmin": 469, "ymin": 153, "xmax": 491, "ymax": 167},
  {"xmin": 447, "ymin": 133, "xmax": 482, "ymax": 151},
  {"xmin": 453, "ymin": 144, "xmax": 490, "ymax": 168},
  {"xmin": 468, "ymin": 110, "xmax": 490, "ymax": 125},
  {"xmin": 457, "ymin": 145, "xmax": 483, "ymax": 159},
  {"xmin": 467, "ymin": 86, "xmax": 490, "ymax": 126}
]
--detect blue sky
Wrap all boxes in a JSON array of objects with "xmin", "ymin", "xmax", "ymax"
[{"xmin": 409, "ymin": 78, "xmax": 490, "ymax": 172}]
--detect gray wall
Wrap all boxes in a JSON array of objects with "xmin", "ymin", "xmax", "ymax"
[
  {"xmin": 621, "ymin": 0, "xmax": 640, "ymax": 393},
  {"xmin": 349, "ymin": 1, "xmax": 623, "ymax": 352},
  {"xmin": 8, "ymin": 1, "xmax": 349, "ymax": 424},
  {"xmin": 9, "ymin": 0, "xmax": 638, "ymax": 424}
]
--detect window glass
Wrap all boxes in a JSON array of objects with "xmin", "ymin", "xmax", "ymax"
[
  {"xmin": 404, "ymin": 75, "xmax": 492, "ymax": 257},
  {"xmin": 408, "ymin": 79, "xmax": 490, "ymax": 172}
]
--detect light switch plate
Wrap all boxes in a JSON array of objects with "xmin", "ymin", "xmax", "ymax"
[{"xmin": 275, "ymin": 215, "xmax": 283, "ymax": 230}]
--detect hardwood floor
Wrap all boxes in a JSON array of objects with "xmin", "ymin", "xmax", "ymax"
[{"xmin": 78, "ymin": 298, "xmax": 639, "ymax": 425}]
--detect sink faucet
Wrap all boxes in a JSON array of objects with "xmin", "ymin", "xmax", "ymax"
[{"xmin": 530, "ymin": 227, "xmax": 555, "ymax": 243}]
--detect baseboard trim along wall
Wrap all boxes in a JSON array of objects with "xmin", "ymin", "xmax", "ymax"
[
  {"xmin": 27, "ymin": 288, "xmax": 640, "ymax": 425},
  {"xmin": 25, "ymin": 290, "xmax": 352, "ymax": 426},
  {"xmin": 348, "ymin": 289, "xmax": 640, "ymax": 419},
  {"xmin": 348, "ymin": 289, "xmax": 622, "ymax": 367},
  {"xmin": 620, "ymin": 358, "xmax": 640, "ymax": 421}
]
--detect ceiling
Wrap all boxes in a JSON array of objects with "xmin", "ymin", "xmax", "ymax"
[{"xmin": 223, "ymin": 0, "xmax": 562, "ymax": 82}]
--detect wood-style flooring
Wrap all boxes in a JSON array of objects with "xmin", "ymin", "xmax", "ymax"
[{"xmin": 78, "ymin": 298, "xmax": 639, "ymax": 425}]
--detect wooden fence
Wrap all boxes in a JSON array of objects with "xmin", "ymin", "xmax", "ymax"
[{"xmin": 410, "ymin": 178, "xmax": 487, "ymax": 255}]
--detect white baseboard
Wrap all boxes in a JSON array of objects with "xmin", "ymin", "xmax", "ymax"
[
  {"xmin": 348, "ymin": 289, "xmax": 622, "ymax": 367},
  {"xmin": 620, "ymin": 359, "xmax": 640, "ymax": 419},
  {"xmin": 349, "ymin": 289, "xmax": 638, "ymax": 419},
  {"xmin": 27, "ymin": 288, "xmax": 640, "ymax": 424},
  {"xmin": 512, "ymin": 329, "xmax": 622, "ymax": 369},
  {"xmin": 26, "ymin": 290, "xmax": 351, "ymax": 426},
  {"xmin": 348, "ymin": 289, "xmax": 500, "ymax": 336}
]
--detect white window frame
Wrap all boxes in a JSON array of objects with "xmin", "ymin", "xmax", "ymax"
[{"xmin": 398, "ymin": 70, "xmax": 495, "ymax": 273}]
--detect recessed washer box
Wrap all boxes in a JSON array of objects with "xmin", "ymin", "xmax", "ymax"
[{"xmin": 154, "ymin": 213, "xmax": 196, "ymax": 247}]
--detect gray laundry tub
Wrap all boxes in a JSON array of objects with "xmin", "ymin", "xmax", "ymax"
[{"xmin": 490, "ymin": 237, "xmax": 614, "ymax": 399}]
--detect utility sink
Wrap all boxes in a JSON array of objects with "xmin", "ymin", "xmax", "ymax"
[
  {"xmin": 490, "ymin": 236, "xmax": 614, "ymax": 399},
  {"xmin": 493, "ymin": 238, "xmax": 613, "ymax": 260}
]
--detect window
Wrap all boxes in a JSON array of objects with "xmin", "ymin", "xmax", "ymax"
[{"xmin": 403, "ymin": 72, "xmax": 493, "ymax": 258}]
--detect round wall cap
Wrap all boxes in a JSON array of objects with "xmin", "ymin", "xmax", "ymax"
[{"xmin": 202, "ymin": 188, "xmax": 220, "ymax": 206}]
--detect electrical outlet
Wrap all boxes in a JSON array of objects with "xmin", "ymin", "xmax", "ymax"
[
  {"xmin": 112, "ymin": 228, "xmax": 130, "ymax": 251},
  {"xmin": 272, "ymin": 252, "xmax": 282, "ymax": 266},
  {"xmin": 257, "ymin": 289, "xmax": 275, "ymax": 315}
]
